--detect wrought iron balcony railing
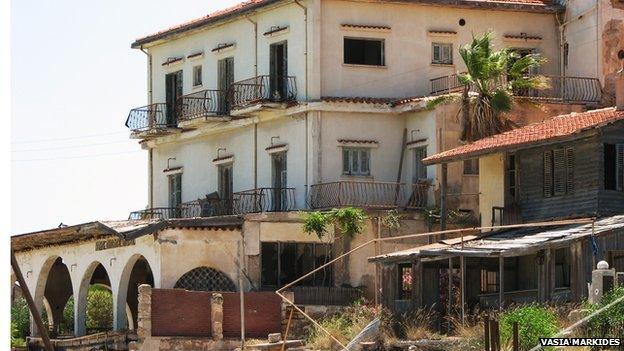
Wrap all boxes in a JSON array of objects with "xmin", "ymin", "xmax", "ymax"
[
  {"xmin": 125, "ymin": 103, "xmax": 176, "ymax": 133},
  {"xmin": 128, "ymin": 187, "xmax": 297, "ymax": 220},
  {"xmin": 429, "ymin": 74, "xmax": 602, "ymax": 104},
  {"xmin": 308, "ymin": 181, "xmax": 431, "ymax": 210},
  {"xmin": 229, "ymin": 75, "xmax": 297, "ymax": 109},
  {"xmin": 177, "ymin": 89, "xmax": 229, "ymax": 121}
]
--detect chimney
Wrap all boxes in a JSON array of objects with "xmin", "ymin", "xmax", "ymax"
[{"xmin": 617, "ymin": 50, "xmax": 624, "ymax": 111}]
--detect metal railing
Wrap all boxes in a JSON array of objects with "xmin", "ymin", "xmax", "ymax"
[
  {"xmin": 177, "ymin": 89, "xmax": 228, "ymax": 121},
  {"xmin": 429, "ymin": 73, "xmax": 602, "ymax": 104},
  {"xmin": 292, "ymin": 286, "xmax": 362, "ymax": 306},
  {"xmin": 125, "ymin": 103, "xmax": 175, "ymax": 133},
  {"xmin": 229, "ymin": 75, "xmax": 297, "ymax": 109},
  {"xmin": 128, "ymin": 187, "xmax": 296, "ymax": 220},
  {"xmin": 308, "ymin": 181, "xmax": 431, "ymax": 210}
]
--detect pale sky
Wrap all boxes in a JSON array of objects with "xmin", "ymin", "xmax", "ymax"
[{"xmin": 11, "ymin": 0, "xmax": 242, "ymax": 234}]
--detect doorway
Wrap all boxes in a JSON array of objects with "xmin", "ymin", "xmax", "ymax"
[
  {"xmin": 165, "ymin": 70, "xmax": 183, "ymax": 125},
  {"xmin": 271, "ymin": 152, "xmax": 287, "ymax": 211},
  {"xmin": 269, "ymin": 41, "xmax": 288, "ymax": 101},
  {"xmin": 218, "ymin": 57, "xmax": 234, "ymax": 113}
]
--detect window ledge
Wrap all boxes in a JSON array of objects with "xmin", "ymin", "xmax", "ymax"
[
  {"xmin": 192, "ymin": 84, "xmax": 203, "ymax": 90},
  {"xmin": 431, "ymin": 63, "xmax": 454, "ymax": 67},
  {"xmin": 342, "ymin": 63, "xmax": 387, "ymax": 69},
  {"xmin": 462, "ymin": 174, "xmax": 479, "ymax": 177}
]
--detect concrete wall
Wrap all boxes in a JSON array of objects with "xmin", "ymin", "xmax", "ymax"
[
  {"xmin": 147, "ymin": 1, "xmax": 308, "ymax": 104},
  {"xmin": 320, "ymin": 0, "xmax": 560, "ymax": 98},
  {"xmin": 479, "ymin": 153, "xmax": 506, "ymax": 228}
]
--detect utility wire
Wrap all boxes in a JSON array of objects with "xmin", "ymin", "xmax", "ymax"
[
  {"xmin": 12, "ymin": 150, "xmax": 143, "ymax": 162},
  {"xmin": 11, "ymin": 131, "xmax": 127, "ymax": 145},
  {"xmin": 12, "ymin": 139, "xmax": 133, "ymax": 152}
]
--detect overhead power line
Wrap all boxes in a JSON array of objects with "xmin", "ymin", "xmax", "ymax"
[
  {"xmin": 12, "ymin": 139, "xmax": 133, "ymax": 153},
  {"xmin": 12, "ymin": 150, "xmax": 143, "ymax": 163},
  {"xmin": 11, "ymin": 131, "xmax": 127, "ymax": 145}
]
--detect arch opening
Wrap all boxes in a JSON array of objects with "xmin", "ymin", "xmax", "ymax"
[
  {"xmin": 174, "ymin": 266, "xmax": 236, "ymax": 292},
  {"xmin": 122, "ymin": 256, "xmax": 154, "ymax": 330},
  {"xmin": 76, "ymin": 262, "xmax": 113, "ymax": 336}
]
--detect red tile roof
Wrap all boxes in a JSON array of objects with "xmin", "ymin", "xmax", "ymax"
[
  {"xmin": 423, "ymin": 107, "xmax": 624, "ymax": 164},
  {"xmin": 132, "ymin": 0, "xmax": 561, "ymax": 48}
]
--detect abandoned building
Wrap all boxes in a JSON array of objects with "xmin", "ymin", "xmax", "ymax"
[
  {"xmin": 370, "ymin": 80, "xmax": 624, "ymax": 312},
  {"xmin": 10, "ymin": 0, "xmax": 624, "ymax": 349}
]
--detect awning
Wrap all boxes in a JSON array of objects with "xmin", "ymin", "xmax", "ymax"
[{"xmin": 369, "ymin": 215, "xmax": 624, "ymax": 263}]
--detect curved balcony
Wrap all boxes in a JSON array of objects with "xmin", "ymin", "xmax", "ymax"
[
  {"xmin": 177, "ymin": 89, "xmax": 229, "ymax": 122},
  {"xmin": 125, "ymin": 103, "xmax": 178, "ymax": 135},
  {"xmin": 229, "ymin": 75, "xmax": 297, "ymax": 109},
  {"xmin": 308, "ymin": 181, "xmax": 431, "ymax": 210},
  {"xmin": 429, "ymin": 74, "xmax": 602, "ymax": 104}
]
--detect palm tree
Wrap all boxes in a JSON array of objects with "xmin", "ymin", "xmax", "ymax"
[{"xmin": 458, "ymin": 31, "xmax": 549, "ymax": 141}]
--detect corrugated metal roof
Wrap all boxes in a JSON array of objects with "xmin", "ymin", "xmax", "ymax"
[
  {"xmin": 11, "ymin": 217, "xmax": 243, "ymax": 252},
  {"xmin": 369, "ymin": 215, "xmax": 624, "ymax": 262}
]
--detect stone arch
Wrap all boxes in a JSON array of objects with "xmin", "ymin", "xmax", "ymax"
[
  {"xmin": 115, "ymin": 254, "xmax": 154, "ymax": 331},
  {"xmin": 31, "ymin": 256, "xmax": 73, "ymax": 337},
  {"xmin": 174, "ymin": 266, "xmax": 236, "ymax": 291},
  {"xmin": 75, "ymin": 261, "xmax": 113, "ymax": 336}
]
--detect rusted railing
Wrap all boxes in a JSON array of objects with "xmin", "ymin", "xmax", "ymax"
[
  {"xmin": 406, "ymin": 181, "xmax": 432, "ymax": 209},
  {"xmin": 308, "ymin": 181, "xmax": 431, "ymax": 210},
  {"xmin": 177, "ymin": 89, "xmax": 228, "ymax": 121},
  {"xmin": 429, "ymin": 73, "xmax": 602, "ymax": 104},
  {"xmin": 128, "ymin": 187, "xmax": 297, "ymax": 220},
  {"xmin": 229, "ymin": 75, "xmax": 297, "ymax": 109},
  {"xmin": 125, "ymin": 103, "xmax": 174, "ymax": 132}
]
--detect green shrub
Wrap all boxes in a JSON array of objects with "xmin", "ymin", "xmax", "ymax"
[
  {"xmin": 585, "ymin": 286, "xmax": 624, "ymax": 338},
  {"xmin": 86, "ymin": 286, "xmax": 113, "ymax": 331},
  {"xmin": 11, "ymin": 297, "xmax": 30, "ymax": 343},
  {"xmin": 500, "ymin": 304, "xmax": 558, "ymax": 351}
]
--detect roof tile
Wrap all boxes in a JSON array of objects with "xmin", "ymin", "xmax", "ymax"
[{"xmin": 423, "ymin": 107, "xmax": 624, "ymax": 164}]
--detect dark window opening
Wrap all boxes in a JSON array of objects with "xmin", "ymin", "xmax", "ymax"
[
  {"xmin": 605, "ymin": 143, "xmax": 624, "ymax": 191},
  {"xmin": 554, "ymin": 247, "xmax": 570, "ymax": 288},
  {"xmin": 544, "ymin": 148, "xmax": 574, "ymax": 197},
  {"xmin": 261, "ymin": 242, "xmax": 333, "ymax": 288},
  {"xmin": 480, "ymin": 269, "xmax": 498, "ymax": 294},
  {"xmin": 398, "ymin": 263, "xmax": 412, "ymax": 300},
  {"xmin": 168, "ymin": 173, "xmax": 182, "ymax": 208},
  {"xmin": 507, "ymin": 154, "xmax": 517, "ymax": 201},
  {"xmin": 344, "ymin": 38, "xmax": 384, "ymax": 66},
  {"xmin": 413, "ymin": 147, "xmax": 428, "ymax": 181},
  {"xmin": 463, "ymin": 158, "xmax": 479, "ymax": 175}
]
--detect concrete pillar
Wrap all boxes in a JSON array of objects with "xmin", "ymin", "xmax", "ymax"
[
  {"xmin": 136, "ymin": 284, "xmax": 152, "ymax": 344},
  {"xmin": 112, "ymin": 279, "xmax": 126, "ymax": 332},
  {"xmin": 73, "ymin": 283, "xmax": 87, "ymax": 337},
  {"xmin": 211, "ymin": 293, "xmax": 224, "ymax": 341}
]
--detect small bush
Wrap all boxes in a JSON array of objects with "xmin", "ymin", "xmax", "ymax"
[
  {"xmin": 585, "ymin": 286, "xmax": 624, "ymax": 338},
  {"xmin": 500, "ymin": 304, "xmax": 559, "ymax": 351},
  {"xmin": 11, "ymin": 298, "xmax": 30, "ymax": 344}
]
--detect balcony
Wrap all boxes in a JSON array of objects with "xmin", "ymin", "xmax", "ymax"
[
  {"xmin": 128, "ymin": 187, "xmax": 296, "ymax": 220},
  {"xmin": 125, "ymin": 103, "xmax": 178, "ymax": 137},
  {"xmin": 308, "ymin": 181, "xmax": 431, "ymax": 210},
  {"xmin": 176, "ymin": 89, "xmax": 229, "ymax": 125},
  {"xmin": 229, "ymin": 75, "xmax": 297, "ymax": 110},
  {"xmin": 429, "ymin": 74, "xmax": 602, "ymax": 104}
]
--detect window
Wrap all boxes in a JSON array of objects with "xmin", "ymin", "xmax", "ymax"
[
  {"xmin": 413, "ymin": 147, "xmax": 428, "ymax": 181},
  {"xmin": 463, "ymin": 159, "xmax": 479, "ymax": 175},
  {"xmin": 342, "ymin": 148, "xmax": 370, "ymax": 176},
  {"xmin": 398, "ymin": 264, "xmax": 412, "ymax": 300},
  {"xmin": 261, "ymin": 242, "xmax": 333, "ymax": 287},
  {"xmin": 480, "ymin": 269, "xmax": 498, "ymax": 294},
  {"xmin": 554, "ymin": 247, "xmax": 570, "ymax": 288},
  {"xmin": 192, "ymin": 65, "xmax": 202, "ymax": 86},
  {"xmin": 168, "ymin": 173, "xmax": 182, "ymax": 208},
  {"xmin": 344, "ymin": 38, "xmax": 385, "ymax": 66},
  {"xmin": 507, "ymin": 154, "xmax": 517, "ymax": 201},
  {"xmin": 218, "ymin": 164, "xmax": 233, "ymax": 200},
  {"xmin": 432, "ymin": 43, "xmax": 453, "ymax": 65},
  {"xmin": 604, "ymin": 143, "xmax": 624, "ymax": 191},
  {"xmin": 544, "ymin": 148, "xmax": 574, "ymax": 197}
]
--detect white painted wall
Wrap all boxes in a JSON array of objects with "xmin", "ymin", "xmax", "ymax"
[{"xmin": 320, "ymin": 0, "xmax": 561, "ymax": 98}]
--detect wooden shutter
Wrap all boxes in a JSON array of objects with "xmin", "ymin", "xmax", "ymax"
[
  {"xmin": 433, "ymin": 44, "xmax": 440, "ymax": 63},
  {"xmin": 617, "ymin": 144, "xmax": 624, "ymax": 191},
  {"xmin": 553, "ymin": 148, "xmax": 566, "ymax": 196},
  {"xmin": 544, "ymin": 151, "xmax": 553, "ymax": 197},
  {"xmin": 342, "ymin": 148, "xmax": 351, "ymax": 174},
  {"xmin": 360, "ymin": 149, "xmax": 370, "ymax": 175},
  {"xmin": 565, "ymin": 147, "xmax": 574, "ymax": 194}
]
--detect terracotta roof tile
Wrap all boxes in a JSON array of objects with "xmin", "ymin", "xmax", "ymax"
[
  {"xmin": 132, "ymin": 0, "xmax": 560, "ymax": 48},
  {"xmin": 423, "ymin": 107, "xmax": 624, "ymax": 164}
]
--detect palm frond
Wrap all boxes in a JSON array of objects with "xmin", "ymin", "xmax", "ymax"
[{"xmin": 491, "ymin": 89, "xmax": 513, "ymax": 113}]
